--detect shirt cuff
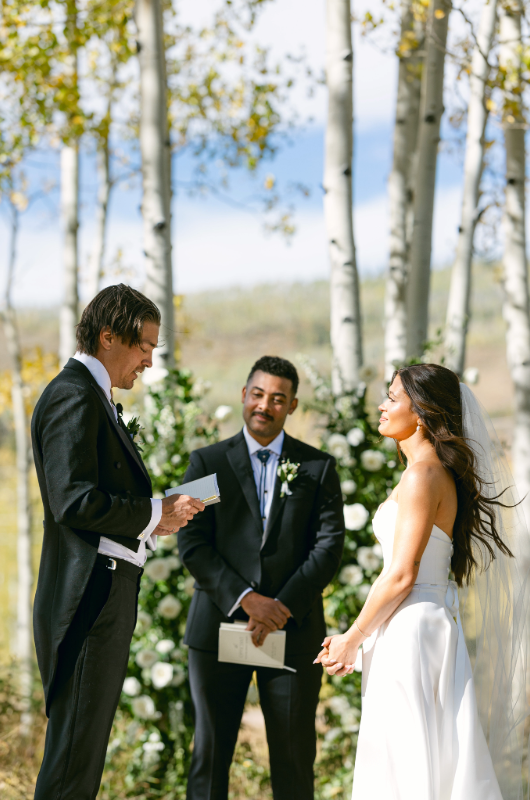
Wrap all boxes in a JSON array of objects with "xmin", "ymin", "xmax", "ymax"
[
  {"xmin": 137, "ymin": 498, "xmax": 162, "ymax": 545},
  {"xmin": 227, "ymin": 587, "xmax": 253, "ymax": 617}
]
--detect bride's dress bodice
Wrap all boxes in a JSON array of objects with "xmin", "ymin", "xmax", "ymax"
[{"xmin": 373, "ymin": 499, "xmax": 453, "ymax": 586}]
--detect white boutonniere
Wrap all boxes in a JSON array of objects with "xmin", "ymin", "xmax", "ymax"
[{"xmin": 278, "ymin": 458, "xmax": 300, "ymax": 497}]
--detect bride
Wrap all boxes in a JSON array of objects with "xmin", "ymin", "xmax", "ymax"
[{"xmin": 315, "ymin": 364, "xmax": 529, "ymax": 800}]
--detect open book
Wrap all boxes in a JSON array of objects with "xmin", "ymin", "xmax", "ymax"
[
  {"xmin": 165, "ymin": 473, "xmax": 220, "ymax": 506},
  {"xmin": 218, "ymin": 621, "xmax": 296, "ymax": 672}
]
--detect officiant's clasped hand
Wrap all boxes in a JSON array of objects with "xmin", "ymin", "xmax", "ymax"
[{"xmin": 241, "ymin": 592, "xmax": 291, "ymax": 646}]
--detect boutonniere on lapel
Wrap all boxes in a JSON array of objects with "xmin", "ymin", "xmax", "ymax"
[
  {"xmin": 277, "ymin": 458, "xmax": 300, "ymax": 497},
  {"xmin": 116, "ymin": 403, "xmax": 144, "ymax": 450}
]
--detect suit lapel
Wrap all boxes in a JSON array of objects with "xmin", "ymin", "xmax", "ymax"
[
  {"xmin": 226, "ymin": 434, "xmax": 263, "ymax": 536},
  {"xmin": 261, "ymin": 433, "xmax": 297, "ymax": 549},
  {"xmin": 116, "ymin": 412, "xmax": 152, "ymax": 486},
  {"xmin": 90, "ymin": 383, "xmax": 151, "ymax": 485}
]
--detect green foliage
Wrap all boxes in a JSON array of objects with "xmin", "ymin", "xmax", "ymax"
[{"xmin": 110, "ymin": 368, "xmax": 219, "ymax": 798}]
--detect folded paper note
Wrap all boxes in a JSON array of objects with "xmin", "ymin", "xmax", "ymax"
[
  {"xmin": 218, "ymin": 621, "xmax": 296, "ymax": 672},
  {"xmin": 165, "ymin": 473, "xmax": 220, "ymax": 506}
]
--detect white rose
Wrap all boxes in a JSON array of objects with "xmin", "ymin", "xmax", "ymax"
[
  {"xmin": 360, "ymin": 449, "xmax": 386, "ymax": 472},
  {"xmin": 122, "ymin": 677, "xmax": 142, "ymax": 696},
  {"xmin": 136, "ymin": 649, "xmax": 158, "ymax": 669},
  {"xmin": 346, "ymin": 428, "xmax": 365, "ymax": 447},
  {"xmin": 155, "ymin": 639, "xmax": 175, "ymax": 654},
  {"xmin": 372, "ymin": 543, "xmax": 383, "ymax": 559},
  {"xmin": 341, "ymin": 479, "xmax": 357, "ymax": 496},
  {"xmin": 151, "ymin": 661, "xmax": 174, "ymax": 689},
  {"xmin": 338, "ymin": 564, "xmax": 364, "ymax": 586},
  {"xmin": 343, "ymin": 503, "xmax": 369, "ymax": 531},
  {"xmin": 144, "ymin": 558, "xmax": 172, "ymax": 582},
  {"xmin": 135, "ymin": 610, "xmax": 152, "ymax": 633},
  {"xmin": 327, "ymin": 433, "xmax": 350, "ymax": 461},
  {"xmin": 356, "ymin": 584, "xmax": 371, "ymax": 602},
  {"xmin": 463, "ymin": 367, "xmax": 479, "ymax": 385},
  {"xmin": 157, "ymin": 594, "xmax": 182, "ymax": 619},
  {"xmin": 357, "ymin": 546, "xmax": 382, "ymax": 571},
  {"xmin": 214, "ymin": 404, "xmax": 233, "ymax": 422},
  {"xmin": 158, "ymin": 533, "xmax": 178, "ymax": 550},
  {"xmin": 171, "ymin": 453, "xmax": 182, "ymax": 465},
  {"xmin": 183, "ymin": 576, "xmax": 196, "ymax": 597},
  {"xmin": 131, "ymin": 695, "xmax": 156, "ymax": 719}
]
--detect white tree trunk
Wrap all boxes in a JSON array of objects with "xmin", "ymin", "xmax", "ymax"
[
  {"xmin": 135, "ymin": 0, "xmax": 174, "ymax": 369},
  {"xmin": 445, "ymin": 0, "xmax": 497, "ymax": 374},
  {"xmin": 499, "ymin": 1, "xmax": 530, "ymax": 523},
  {"xmin": 2, "ymin": 205, "xmax": 33, "ymax": 733},
  {"xmin": 59, "ymin": 145, "xmax": 79, "ymax": 365},
  {"xmin": 324, "ymin": 0, "xmax": 362, "ymax": 394},
  {"xmin": 384, "ymin": 1, "xmax": 424, "ymax": 379},
  {"xmin": 406, "ymin": 0, "xmax": 451, "ymax": 359},
  {"xmin": 86, "ymin": 141, "xmax": 110, "ymax": 300}
]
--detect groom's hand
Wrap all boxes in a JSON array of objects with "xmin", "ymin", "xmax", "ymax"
[
  {"xmin": 240, "ymin": 593, "xmax": 291, "ymax": 631},
  {"xmin": 158, "ymin": 494, "xmax": 205, "ymax": 534}
]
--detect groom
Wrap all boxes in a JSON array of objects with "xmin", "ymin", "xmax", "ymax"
[
  {"xmin": 179, "ymin": 356, "xmax": 345, "ymax": 800},
  {"xmin": 31, "ymin": 284, "xmax": 204, "ymax": 800}
]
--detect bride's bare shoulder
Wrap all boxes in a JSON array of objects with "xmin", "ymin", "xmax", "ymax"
[{"xmin": 397, "ymin": 461, "xmax": 448, "ymax": 498}]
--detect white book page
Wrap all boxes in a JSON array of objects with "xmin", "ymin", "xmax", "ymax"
[{"xmin": 218, "ymin": 622, "xmax": 286, "ymax": 669}]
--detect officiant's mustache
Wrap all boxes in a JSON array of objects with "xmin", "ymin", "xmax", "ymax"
[{"xmin": 252, "ymin": 411, "xmax": 274, "ymax": 422}]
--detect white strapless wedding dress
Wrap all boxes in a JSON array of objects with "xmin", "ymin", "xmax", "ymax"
[{"xmin": 351, "ymin": 500, "xmax": 503, "ymax": 800}]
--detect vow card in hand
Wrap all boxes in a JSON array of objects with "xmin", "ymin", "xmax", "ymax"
[{"xmin": 165, "ymin": 473, "xmax": 220, "ymax": 506}]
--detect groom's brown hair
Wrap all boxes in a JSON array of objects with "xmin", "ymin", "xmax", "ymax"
[{"xmin": 76, "ymin": 284, "xmax": 161, "ymax": 356}]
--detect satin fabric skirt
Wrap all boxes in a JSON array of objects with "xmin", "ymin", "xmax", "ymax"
[{"xmin": 351, "ymin": 584, "xmax": 503, "ymax": 800}]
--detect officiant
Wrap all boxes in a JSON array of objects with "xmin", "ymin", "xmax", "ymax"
[{"xmin": 178, "ymin": 355, "xmax": 345, "ymax": 800}]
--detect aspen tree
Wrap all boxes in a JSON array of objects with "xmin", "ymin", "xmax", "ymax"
[
  {"xmin": 498, "ymin": 0, "xmax": 530, "ymax": 522},
  {"xmin": 406, "ymin": 0, "xmax": 451, "ymax": 358},
  {"xmin": 445, "ymin": 0, "xmax": 498, "ymax": 374},
  {"xmin": 384, "ymin": 0, "xmax": 424, "ymax": 379},
  {"xmin": 135, "ymin": 0, "xmax": 174, "ymax": 369},
  {"xmin": 324, "ymin": 0, "xmax": 362, "ymax": 394}
]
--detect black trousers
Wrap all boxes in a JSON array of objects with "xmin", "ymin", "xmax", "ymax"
[
  {"xmin": 34, "ymin": 557, "xmax": 142, "ymax": 800},
  {"xmin": 187, "ymin": 648, "xmax": 323, "ymax": 800}
]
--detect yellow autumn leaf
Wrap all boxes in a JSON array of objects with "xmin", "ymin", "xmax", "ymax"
[
  {"xmin": 264, "ymin": 174, "xmax": 275, "ymax": 190},
  {"xmin": 434, "ymin": 9, "xmax": 445, "ymax": 19}
]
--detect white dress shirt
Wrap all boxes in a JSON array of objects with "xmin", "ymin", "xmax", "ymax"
[
  {"xmin": 73, "ymin": 352, "xmax": 162, "ymax": 567},
  {"xmin": 227, "ymin": 426, "xmax": 285, "ymax": 616}
]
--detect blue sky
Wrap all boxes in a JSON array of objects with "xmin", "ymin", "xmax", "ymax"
[{"xmin": 0, "ymin": 0, "xmax": 481, "ymax": 307}]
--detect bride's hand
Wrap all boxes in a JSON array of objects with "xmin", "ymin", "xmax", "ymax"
[{"xmin": 315, "ymin": 632, "xmax": 360, "ymax": 677}]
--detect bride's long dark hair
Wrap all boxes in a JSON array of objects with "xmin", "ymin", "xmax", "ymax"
[{"xmin": 393, "ymin": 363, "xmax": 513, "ymax": 586}]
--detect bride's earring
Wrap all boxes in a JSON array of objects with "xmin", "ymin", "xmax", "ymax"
[{"xmin": 416, "ymin": 423, "xmax": 421, "ymax": 433}]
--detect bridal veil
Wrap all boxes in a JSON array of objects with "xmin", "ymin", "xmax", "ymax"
[{"xmin": 459, "ymin": 384, "xmax": 530, "ymax": 798}]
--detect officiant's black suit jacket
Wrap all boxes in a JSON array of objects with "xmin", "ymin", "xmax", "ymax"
[
  {"xmin": 179, "ymin": 430, "xmax": 345, "ymax": 655},
  {"xmin": 31, "ymin": 358, "xmax": 153, "ymax": 711}
]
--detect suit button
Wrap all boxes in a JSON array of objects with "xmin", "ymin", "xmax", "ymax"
[
  {"xmin": 251, "ymin": 581, "xmax": 257, "ymax": 589},
  {"xmin": 115, "ymin": 461, "xmax": 122, "ymax": 469}
]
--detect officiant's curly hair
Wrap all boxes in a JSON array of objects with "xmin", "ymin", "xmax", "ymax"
[
  {"xmin": 76, "ymin": 284, "xmax": 161, "ymax": 356},
  {"xmin": 394, "ymin": 363, "xmax": 514, "ymax": 586}
]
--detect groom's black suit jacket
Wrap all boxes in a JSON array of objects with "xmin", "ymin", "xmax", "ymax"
[
  {"xmin": 31, "ymin": 358, "xmax": 153, "ymax": 711},
  {"xmin": 178, "ymin": 430, "xmax": 345, "ymax": 655}
]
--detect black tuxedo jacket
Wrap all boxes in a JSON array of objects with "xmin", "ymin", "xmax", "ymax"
[
  {"xmin": 178, "ymin": 430, "xmax": 345, "ymax": 655},
  {"xmin": 31, "ymin": 358, "xmax": 153, "ymax": 710}
]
